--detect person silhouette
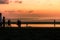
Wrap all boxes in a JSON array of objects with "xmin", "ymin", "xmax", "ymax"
[
  {"xmin": 8, "ymin": 19, "xmax": 11, "ymax": 27},
  {"xmin": 54, "ymin": 19, "xmax": 55, "ymax": 28},
  {"xmin": 17, "ymin": 20, "xmax": 21, "ymax": 28},
  {"xmin": 3, "ymin": 16, "xmax": 5, "ymax": 27},
  {"xmin": 0, "ymin": 13, "xmax": 2, "ymax": 27}
]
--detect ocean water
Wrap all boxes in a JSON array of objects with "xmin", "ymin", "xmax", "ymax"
[
  {"xmin": 5, "ymin": 18, "xmax": 60, "ymax": 27},
  {"xmin": 5, "ymin": 24, "xmax": 60, "ymax": 27}
]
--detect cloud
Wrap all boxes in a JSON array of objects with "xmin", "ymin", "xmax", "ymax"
[{"xmin": 0, "ymin": 0, "xmax": 9, "ymax": 4}]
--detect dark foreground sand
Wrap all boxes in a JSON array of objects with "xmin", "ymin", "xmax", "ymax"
[{"xmin": 0, "ymin": 27, "xmax": 60, "ymax": 40}]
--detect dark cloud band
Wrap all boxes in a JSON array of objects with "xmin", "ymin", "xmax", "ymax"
[{"xmin": 0, "ymin": 0, "xmax": 9, "ymax": 4}]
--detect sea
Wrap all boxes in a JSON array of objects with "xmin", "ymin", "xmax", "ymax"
[{"xmin": 5, "ymin": 18, "xmax": 60, "ymax": 28}]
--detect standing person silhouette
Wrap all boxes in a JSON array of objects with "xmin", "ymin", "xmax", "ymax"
[
  {"xmin": 17, "ymin": 20, "xmax": 21, "ymax": 28},
  {"xmin": 8, "ymin": 19, "xmax": 11, "ymax": 27},
  {"xmin": 54, "ymin": 19, "xmax": 55, "ymax": 28},
  {"xmin": 3, "ymin": 16, "xmax": 5, "ymax": 27},
  {"xmin": 0, "ymin": 13, "xmax": 2, "ymax": 27}
]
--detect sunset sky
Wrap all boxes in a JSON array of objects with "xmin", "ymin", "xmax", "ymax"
[
  {"xmin": 0, "ymin": 0, "xmax": 60, "ymax": 20},
  {"xmin": 1, "ymin": 0, "xmax": 60, "ymax": 11}
]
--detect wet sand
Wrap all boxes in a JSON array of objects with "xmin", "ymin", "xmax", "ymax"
[{"xmin": 0, "ymin": 27, "xmax": 59, "ymax": 40}]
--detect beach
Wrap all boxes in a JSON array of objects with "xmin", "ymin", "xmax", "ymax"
[{"xmin": 0, "ymin": 27, "xmax": 59, "ymax": 40}]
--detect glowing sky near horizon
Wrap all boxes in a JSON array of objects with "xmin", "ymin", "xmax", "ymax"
[{"xmin": 0, "ymin": 0, "xmax": 60, "ymax": 19}]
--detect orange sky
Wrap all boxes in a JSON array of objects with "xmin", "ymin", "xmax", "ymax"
[
  {"xmin": 0, "ymin": 0, "xmax": 60, "ymax": 12},
  {"xmin": 0, "ymin": 0, "xmax": 60, "ymax": 19}
]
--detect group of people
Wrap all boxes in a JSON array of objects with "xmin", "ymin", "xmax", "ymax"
[{"xmin": 0, "ymin": 13, "xmax": 21, "ymax": 27}]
